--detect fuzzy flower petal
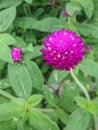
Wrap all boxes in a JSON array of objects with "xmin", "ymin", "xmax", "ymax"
[
  {"xmin": 41, "ymin": 30, "xmax": 86, "ymax": 71},
  {"xmin": 11, "ymin": 48, "xmax": 22, "ymax": 63}
]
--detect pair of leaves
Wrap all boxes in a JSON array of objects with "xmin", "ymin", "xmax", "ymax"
[{"xmin": 0, "ymin": 94, "xmax": 59, "ymax": 130}]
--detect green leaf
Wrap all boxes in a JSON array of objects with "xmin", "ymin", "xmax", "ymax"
[
  {"xmin": 15, "ymin": 17, "xmax": 65, "ymax": 32},
  {"xmin": 32, "ymin": 45, "xmax": 43, "ymax": 59},
  {"xmin": 8, "ymin": 63, "xmax": 32, "ymax": 99},
  {"xmin": 75, "ymin": 97, "xmax": 98, "ymax": 115},
  {"xmin": 0, "ymin": 7, "xmax": 16, "ymax": 32},
  {"xmin": 48, "ymin": 69, "xmax": 68, "ymax": 85},
  {"xmin": 23, "ymin": 45, "xmax": 42, "ymax": 61},
  {"xmin": 76, "ymin": 0, "xmax": 94, "ymax": 18},
  {"xmin": 0, "ymin": 102, "xmax": 23, "ymax": 121},
  {"xmin": 0, "ymin": 42, "xmax": 12, "ymax": 63},
  {"xmin": 75, "ymin": 96, "xmax": 88, "ymax": 109},
  {"xmin": 26, "ymin": 43, "xmax": 33, "ymax": 53},
  {"xmin": 32, "ymin": 17, "xmax": 65, "ymax": 32},
  {"xmin": 0, "ymin": 60, "xmax": 5, "ymax": 70},
  {"xmin": 56, "ymin": 107, "xmax": 69, "ymax": 124},
  {"xmin": 65, "ymin": 19, "xmax": 78, "ymax": 33},
  {"xmin": 0, "ymin": 34, "xmax": 15, "ymax": 62},
  {"xmin": 27, "ymin": 94, "xmax": 43, "ymax": 106},
  {"xmin": 25, "ymin": 61, "xmax": 44, "ymax": 91},
  {"xmin": 0, "ymin": 120, "xmax": 15, "ymax": 130},
  {"xmin": 43, "ymin": 87, "xmax": 57, "ymax": 107},
  {"xmin": 0, "ymin": 33, "xmax": 17, "ymax": 45},
  {"xmin": 64, "ymin": 108, "xmax": 90, "ymax": 130},
  {"xmin": 59, "ymin": 85, "xmax": 79, "ymax": 112},
  {"xmin": 0, "ymin": 79, "xmax": 10, "ymax": 89},
  {"xmin": 15, "ymin": 36, "xmax": 27, "ymax": 48},
  {"xmin": 24, "ymin": 0, "xmax": 32, "ymax": 4},
  {"xmin": 93, "ymin": 0, "xmax": 98, "ymax": 22},
  {"xmin": 79, "ymin": 59, "xmax": 98, "ymax": 78},
  {"xmin": 77, "ymin": 23, "xmax": 98, "ymax": 38},
  {"xmin": 15, "ymin": 17, "xmax": 36, "ymax": 29},
  {"xmin": 66, "ymin": 2, "xmax": 81, "ymax": 16},
  {"xmin": 0, "ymin": 0, "xmax": 23, "ymax": 9},
  {"xmin": 29, "ymin": 108, "xmax": 59, "ymax": 130},
  {"xmin": 87, "ymin": 101, "xmax": 98, "ymax": 115}
]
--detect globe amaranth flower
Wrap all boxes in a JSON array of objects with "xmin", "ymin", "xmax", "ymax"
[
  {"xmin": 11, "ymin": 48, "xmax": 22, "ymax": 63},
  {"xmin": 86, "ymin": 45, "xmax": 92, "ymax": 51},
  {"xmin": 41, "ymin": 30, "xmax": 86, "ymax": 71}
]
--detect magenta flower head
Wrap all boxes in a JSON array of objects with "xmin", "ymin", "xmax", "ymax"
[
  {"xmin": 41, "ymin": 30, "xmax": 86, "ymax": 71},
  {"xmin": 11, "ymin": 48, "xmax": 22, "ymax": 63}
]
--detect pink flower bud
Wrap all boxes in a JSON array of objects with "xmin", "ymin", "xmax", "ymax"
[{"xmin": 11, "ymin": 48, "xmax": 22, "ymax": 63}]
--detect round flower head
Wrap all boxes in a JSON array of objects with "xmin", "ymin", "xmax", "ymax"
[
  {"xmin": 11, "ymin": 48, "xmax": 22, "ymax": 63},
  {"xmin": 41, "ymin": 30, "xmax": 86, "ymax": 71},
  {"xmin": 86, "ymin": 45, "xmax": 92, "ymax": 51}
]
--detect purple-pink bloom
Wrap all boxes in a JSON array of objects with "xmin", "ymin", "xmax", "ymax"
[
  {"xmin": 86, "ymin": 45, "xmax": 92, "ymax": 51},
  {"xmin": 41, "ymin": 30, "xmax": 86, "ymax": 71},
  {"xmin": 11, "ymin": 48, "xmax": 22, "ymax": 63}
]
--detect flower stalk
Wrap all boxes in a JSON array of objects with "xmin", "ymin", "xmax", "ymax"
[
  {"xmin": 70, "ymin": 69, "xmax": 91, "ymax": 101},
  {"xmin": 70, "ymin": 69, "xmax": 98, "ymax": 130}
]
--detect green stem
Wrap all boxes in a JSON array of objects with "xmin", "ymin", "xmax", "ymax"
[
  {"xmin": 0, "ymin": 89, "xmax": 21, "ymax": 105},
  {"xmin": 70, "ymin": 69, "xmax": 98, "ymax": 130},
  {"xmin": 70, "ymin": 69, "xmax": 91, "ymax": 101}
]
